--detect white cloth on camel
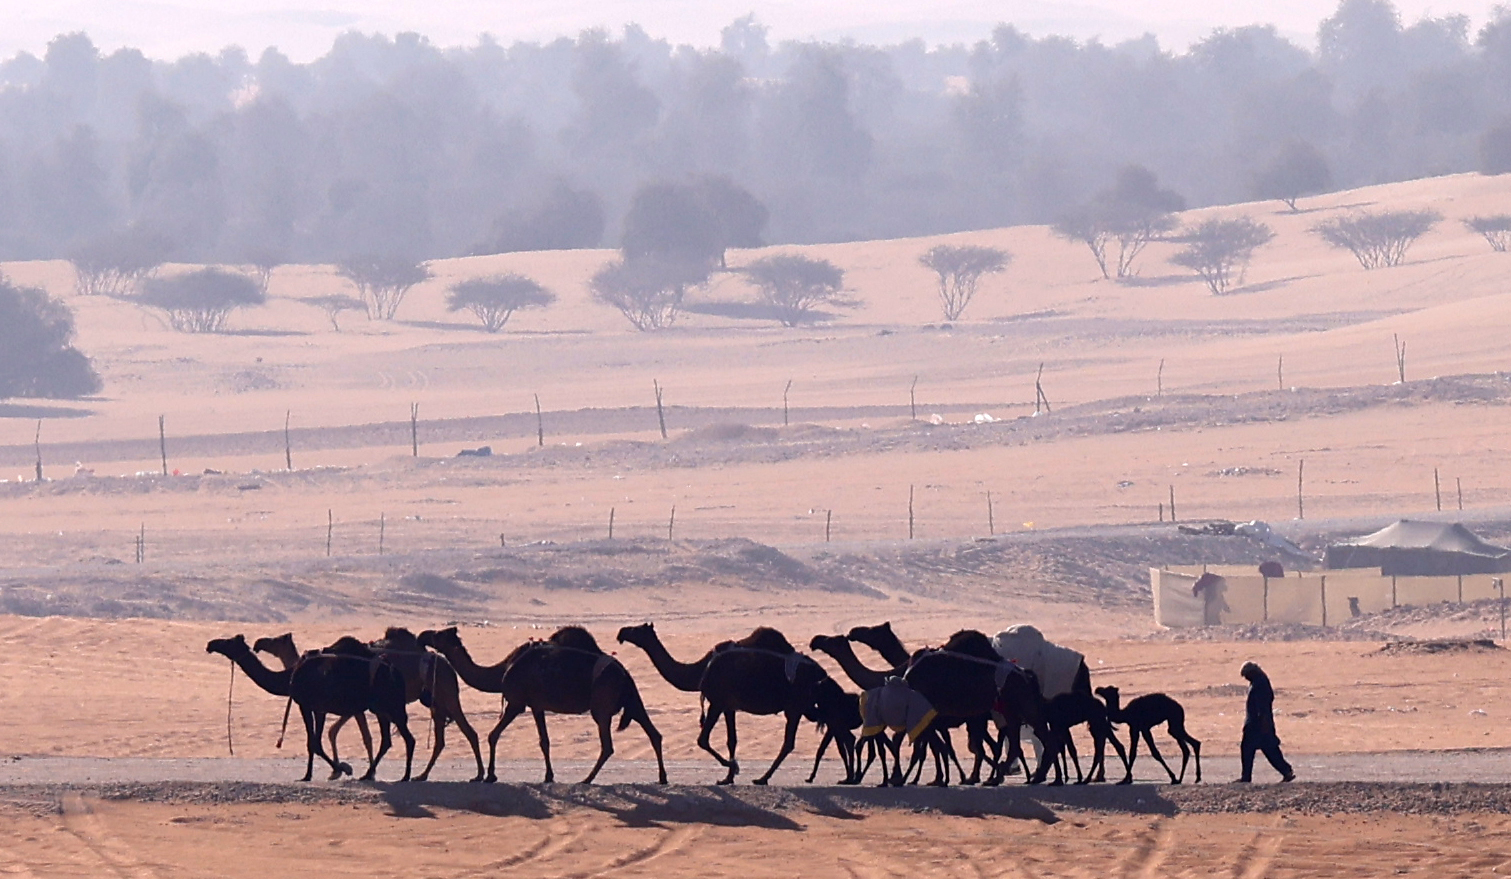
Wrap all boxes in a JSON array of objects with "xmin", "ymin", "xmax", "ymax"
[
  {"xmin": 991, "ymin": 624, "xmax": 1084, "ymax": 698},
  {"xmin": 860, "ymin": 676, "xmax": 938, "ymax": 743}
]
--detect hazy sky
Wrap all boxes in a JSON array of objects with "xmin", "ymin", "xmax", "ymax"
[{"xmin": 3, "ymin": 0, "xmax": 1503, "ymax": 62}]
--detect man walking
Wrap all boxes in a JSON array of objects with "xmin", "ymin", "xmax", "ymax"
[{"xmin": 1237, "ymin": 661, "xmax": 1295, "ymax": 783}]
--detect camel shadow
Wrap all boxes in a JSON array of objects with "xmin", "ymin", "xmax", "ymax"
[{"xmin": 373, "ymin": 781, "xmax": 1177, "ymax": 827}]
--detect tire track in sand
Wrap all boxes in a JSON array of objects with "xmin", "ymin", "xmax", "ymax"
[
  {"xmin": 1230, "ymin": 817, "xmax": 1286, "ymax": 879},
  {"xmin": 59, "ymin": 793, "xmax": 160, "ymax": 879},
  {"xmin": 568, "ymin": 824, "xmax": 705, "ymax": 878},
  {"xmin": 1120, "ymin": 818, "xmax": 1177, "ymax": 879}
]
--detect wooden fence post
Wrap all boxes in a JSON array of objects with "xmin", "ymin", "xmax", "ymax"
[
  {"xmin": 654, "ymin": 380, "xmax": 667, "ymax": 439},
  {"xmin": 1169, "ymin": 485, "xmax": 1177, "ymax": 523},
  {"xmin": 909, "ymin": 376, "xmax": 918, "ymax": 421},
  {"xmin": 284, "ymin": 410, "xmax": 293, "ymax": 470},
  {"xmin": 668, "ymin": 506, "xmax": 676, "ymax": 541},
  {"xmin": 986, "ymin": 490, "xmax": 995, "ymax": 536},
  {"xmin": 1434, "ymin": 468, "xmax": 1442, "ymax": 512},
  {"xmin": 1156, "ymin": 358, "xmax": 1164, "ymax": 397},
  {"xmin": 908, "ymin": 485, "xmax": 915, "ymax": 540},
  {"xmin": 534, "ymin": 394, "xmax": 544, "ymax": 447},
  {"xmin": 159, "ymin": 415, "xmax": 168, "ymax": 475},
  {"xmin": 33, "ymin": 421, "xmax": 42, "ymax": 482},
  {"xmin": 825, "ymin": 510, "xmax": 832, "ymax": 542},
  {"xmin": 326, "ymin": 509, "xmax": 333, "ymax": 557},
  {"xmin": 608, "ymin": 507, "xmax": 615, "ymax": 539},
  {"xmin": 410, "ymin": 403, "xmax": 419, "ymax": 456},
  {"xmin": 783, "ymin": 379, "xmax": 792, "ymax": 427},
  {"xmin": 1297, "ymin": 459, "xmax": 1305, "ymax": 520}
]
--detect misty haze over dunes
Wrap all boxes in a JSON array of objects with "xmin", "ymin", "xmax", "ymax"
[{"xmin": 3, "ymin": 1, "xmax": 1506, "ymax": 61}]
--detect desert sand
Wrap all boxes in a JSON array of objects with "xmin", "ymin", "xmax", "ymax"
[{"xmin": 3, "ymin": 175, "xmax": 1511, "ymax": 874}]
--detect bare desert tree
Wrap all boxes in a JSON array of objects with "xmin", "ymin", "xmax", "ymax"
[
  {"xmin": 742, "ymin": 254, "xmax": 851, "ymax": 326},
  {"xmin": 446, "ymin": 273, "xmax": 555, "ymax": 332},
  {"xmin": 68, "ymin": 229, "xmax": 171, "ymax": 297},
  {"xmin": 1170, "ymin": 217, "xmax": 1276, "ymax": 294},
  {"xmin": 590, "ymin": 255, "xmax": 710, "ymax": 331},
  {"xmin": 1312, "ymin": 209, "xmax": 1441, "ymax": 269},
  {"xmin": 302, "ymin": 294, "xmax": 367, "ymax": 331},
  {"xmin": 1464, "ymin": 215, "xmax": 1511, "ymax": 252},
  {"xmin": 138, "ymin": 268, "xmax": 265, "ymax": 333},
  {"xmin": 1252, "ymin": 141, "xmax": 1332, "ymax": 212},
  {"xmin": 919, "ymin": 244, "xmax": 1011, "ymax": 320},
  {"xmin": 336, "ymin": 256, "xmax": 432, "ymax": 320},
  {"xmin": 1050, "ymin": 208, "xmax": 1113, "ymax": 280}
]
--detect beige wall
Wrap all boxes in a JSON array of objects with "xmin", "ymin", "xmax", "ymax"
[{"xmin": 1151, "ymin": 567, "xmax": 1507, "ymax": 628}]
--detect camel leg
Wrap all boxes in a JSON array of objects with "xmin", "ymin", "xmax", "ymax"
[
  {"xmin": 1182, "ymin": 730, "xmax": 1203, "ymax": 783},
  {"xmin": 299, "ymin": 708, "xmax": 319, "ymax": 782},
  {"xmin": 696, "ymin": 705, "xmax": 737, "ymax": 783},
  {"xmin": 806, "ymin": 731, "xmax": 833, "ymax": 783},
  {"xmin": 633, "ymin": 710, "xmax": 668, "ymax": 785},
  {"xmin": 1142, "ymin": 729, "xmax": 1180, "ymax": 784},
  {"xmin": 1102, "ymin": 726, "xmax": 1130, "ymax": 784},
  {"xmin": 579, "ymin": 709, "xmax": 615, "ymax": 785},
  {"xmin": 394, "ymin": 714, "xmax": 415, "ymax": 782},
  {"xmin": 415, "ymin": 709, "xmax": 447, "ymax": 782},
  {"xmin": 754, "ymin": 710, "xmax": 801, "ymax": 785},
  {"xmin": 447, "ymin": 705, "xmax": 486, "ymax": 783},
  {"xmin": 485, "ymin": 700, "xmax": 527, "ymax": 783},
  {"xmin": 531, "ymin": 706, "xmax": 555, "ymax": 784},
  {"xmin": 361, "ymin": 717, "xmax": 393, "ymax": 782}
]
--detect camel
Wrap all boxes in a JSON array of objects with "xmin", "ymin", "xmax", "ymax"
[
  {"xmin": 856, "ymin": 676, "xmax": 951, "ymax": 787},
  {"xmin": 804, "ymin": 683, "xmax": 863, "ymax": 784},
  {"xmin": 1041, "ymin": 690, "xmax": 1127, "ymax": 784},
  {"xmin": 255, "ymin": 629, "xmax": 486, "ymax": 782},
  {"xmin": 809, "ymin": 633, "xmax": 960, "ymax": 786},
  {"xmin": 1096, "ymin": 685, "xmax": 1202, "ymax": 784},
  {"xmin": 208, "ymin": 634, "xmax": 367, "ymax": 781},
  {"xmin": 902, "ymin": 629, "xmax": 1059, "ymax": 786},
  {"xmin": 614, "ymin": 622, "xmax": 795, "ymax": 691},
  {"xmin": 418, "ymin": 626, "xmax": 666, "ymax": 785},
  {"xmin": 283, "ymin": 649, "xmax": 415, "ymax": 782},
  {"xmin": 693, "ymin": 643, "xmax": 836, "ymax": 785},
  {"xmin": 251, "ymin": 634, "xmax": 375, "ymax": 776}
]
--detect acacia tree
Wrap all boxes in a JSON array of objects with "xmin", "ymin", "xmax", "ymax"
[
  {"xmin": 1052, "ymin": 166, "xmax": 1183, "ymax": 280},
  {"xmin": 1253, "ymin": 141, "xmax": 1332, "ymax": 211},
  {"xmin": 446, "ymin": 274, "xmax": 555, "ymax": 332},
  {"xmin": 302, "ymin": 294, "xmax": 367, "ymax": 331},
  {"xmin": 1170, "ymin": 217, "xmax": 1276, "ymax": 294},
  {"xmin": 590, "ymin": 256, "xmax": 710, "ymax": 331},
  {"xmin": 1050, "ymin": 208, "xmax": 1113, "ymax": 279},
  {"xmin": 918, "ymin": 244, "xmax": 1011, "ymax": 321},
  {"xmin": 138, "ymin": 268, "xmax": 266, "ymax": 333},
  {"xmin": 741, "ymin": 254, "xmax": 851, "ymax": 326},
  {"xmin": 1312, "ymin": 209, "xmax": 1441, "ymax": 268},
  {"xmin": 1465, "ymin": 215, "xmax": 1511, "ymax": 252},
  {"xmin": 336, "ymin": 256, "xmax": 432, "ymax": 320},
  {"xmin": 0, "ymin": 277, "xmax": 101, "ymax": 399},
  {"xmin": 68, "ymin": 229, "xmax": 172, "ymax": 297}
]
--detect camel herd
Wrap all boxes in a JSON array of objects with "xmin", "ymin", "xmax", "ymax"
[{"xmin": 205, "ymin": 621, "xmax": 1202, "ymax": 787}]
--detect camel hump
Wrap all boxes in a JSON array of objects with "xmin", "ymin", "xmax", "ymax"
[
  {"xmin": 549, "ymin": 626, "xmax": 603, "ymax": 654},
  {"xmin": 941, "ymin": 629, "xmax": 997, "ymax": 660},
  {"xmin": 326, "ymin": 635, "xmax": 376, "ymax": 657},
  {"xmin": 738, "ymin": 626, "xmax": 795, "ymax": 654},
  {"xmin": 376, "ymin": 627, "xmax": 422, "ymax": 651}
]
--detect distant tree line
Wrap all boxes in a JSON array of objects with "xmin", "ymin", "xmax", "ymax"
[{"xmin": 1, "ymin": 1, "xmax": 1510, "ymax": 267}]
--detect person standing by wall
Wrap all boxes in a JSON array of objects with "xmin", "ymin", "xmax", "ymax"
[{"xmin": 1238, "ymin": 661, "xmax": 1295, "ymax": 783}]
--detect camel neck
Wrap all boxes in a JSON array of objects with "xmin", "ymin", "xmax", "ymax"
[
  {"xmin": 225, "ymin": 647, "xmax": 291, "ymax": 697},
  {"xmin": 865, "ymin": 635, "xmax": 911, "ymax": 669},
  {"xmin": 631, "ymin": 634, "xmax": 709, "ymax": 692},
  {"xmin": 435, "ymin": 640, "xmax": 501, "ymax": 691},
  {"xmin": 818, "ymin": 640, "xmax": 890, "ymax": 690}
]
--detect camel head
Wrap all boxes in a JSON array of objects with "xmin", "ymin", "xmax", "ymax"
[
  {"xmin": 846, "ymin": 621, "xmax": 894, "ymax": 643},
  {"xmin": 252, "ymin": 632, "xmax": 295, "ymax": 655},
  {"xmin": 809, "ymin": 633, "xmax": 845, "ymax": 653},
  {"xmin": 419, "ymin": 626, "xmax": 462, "ymax": 654},
  {"xmin": 805, "ymin": 677, "xmax": 861, "ymax": 731},
  {"xmin": 616, "ymin": 622, "xmax": 655, "ymax": 647},
  {"xmin": 1094, "ymin": 685, "xmax": 1120, "ymax": 710},
  {"xmin": 206, "ymin": 634, "xmax": 249, "ymax": 658},
  {"xmin": 549, "ymin": 626, "xmax": 602, "ymax": 653}
]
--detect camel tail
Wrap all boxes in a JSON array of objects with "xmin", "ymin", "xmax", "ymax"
[
  {"xmin": 617, "ymin": 675, "xmax": 648, "ymax": 732},
  {"xmin": 275, "ymin": 692, "xmax": 295, "ymax": 749}
]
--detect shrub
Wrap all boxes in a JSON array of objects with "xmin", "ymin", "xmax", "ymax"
[
  {"xmin": 1252, "ymin": 141, "xmax": 1332, "ymax": 211},
  {"xmin": 918, "ymin": 244, "xmax": 1011, "ymax": 320},
  {"xmin": 1169, "ymin": 217, "xmax": 1276, "ymax": 294},
  {"xmin": 336, "ymin": 256, "xmax": 432, "ymax": 320},
  {"xmin": 741, "ymin": 254, "xmax": 851, "ymax": 326},
  {"xmin": 1312, "ymin": 209, "xmax": 1441, "ymax": 269},
  {"xmin": 68, "ymin": 228, "xmax": 172, "ymax": 297},
  {"xmin": 446, "ymin": 274, "xmax": 555, "ymax": 332},
  {"xmin": 0, "ymin": 276, "xmax": 101, "ymax": 398},
  {"xmin": 138, "ymin": 268, "xmax": 266, "ymax": 332},
  {"xmin": 1464, "ymin": 215, "xmax": 1511, "ymax": 252},
  {"xmin": 301, "ymin": 294, "xmax": 367, "ymax": 331},
  {"xmin": 590, "ymin": 256, "xmax": 710, "ymax": 331}
]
